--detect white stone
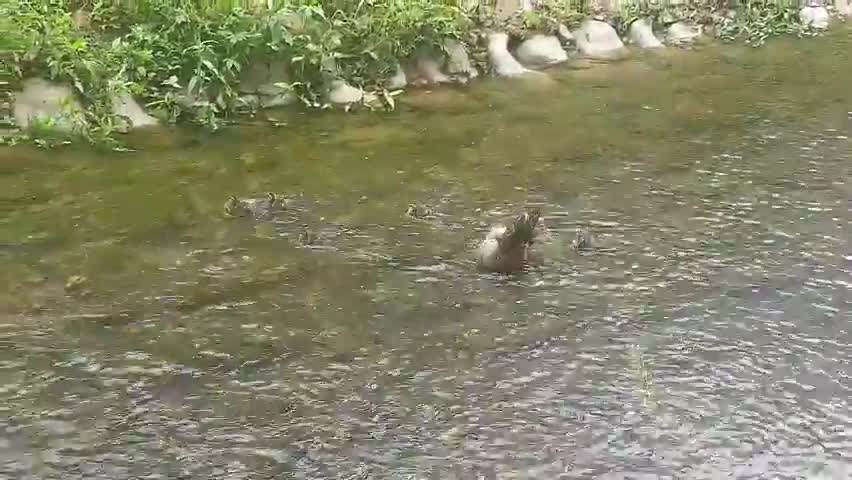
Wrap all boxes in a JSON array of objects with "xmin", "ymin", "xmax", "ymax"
[
  {"xmin": 557, "ymin": 23, "xmax": 574, "ymax": 44},
  {"xmin": 12, "ymin": 78, "xmax": 82, "ymax": 131},
  {"xmin": 627, "ymin": 18, "xmax": 664, "ymax": 49},
  {"xmin": 387, "ymin": 64, "xmax": 407, "ymax": 90},
  {"xmin": 666, "ymin": 22, "xmax": 702, "ymax": 45},
  {"xmin": 413, "ymin": 55, "xmax": 451, "ymax": 85},
  {"xmin": 326, "ymin": 79, "xmax": 363, "ymax": 105},
  {"xmin": 514, "ymin": 34, "xmax": 568, "ymax": 67},
  {"xmin": 256, "ymin": 81, "xmax": 297, "ymax": 108},
  {"xmin": 238, "ymin": 59, "xmax": 297, "ymax": 109},
  {"xmin": 573, "ymin": 20, "xmax": 627, "ymax": 60},
  {"xmin": 259, "ymin": 92, "xmax": 296, "ymax": 109},
  {"xmin": 362, "ymin": 92, "xmax": 384, "ymax": 109},
  {"xmin": 238, "ymin": 94, "xmax": 260, "ymax": 110},
  {"xmin": 443, "ymin": 39, "xmax": 479, "ymax": 80},
  {"xmin": 495, "ymin": 0, "xmax": 533, "ymax": 20},
  {"xmin": 113, "ymin": 93, "xmax": 157, "ymax": 129},
  {"xmin": 837, "ymin": 0, "xmax": 852, "ymax": 16},
  {"xmin": 799, "ymin": 6, "xmax": 830, "ymax": 29},
  {"xmin": 487, "ymin": 32, "xmax": 531, "ymax": 77}
]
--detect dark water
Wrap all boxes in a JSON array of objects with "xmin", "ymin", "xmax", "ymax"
[{"xmin": 1, "ymin": 31, "xmax": 851, "ymax": 479}]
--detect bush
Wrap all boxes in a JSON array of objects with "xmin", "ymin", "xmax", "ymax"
[{"xmin": 1, "ymin": 0, "xmax": 471, "ymax": 141}]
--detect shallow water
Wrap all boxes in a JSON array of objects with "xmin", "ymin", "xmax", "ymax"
[{"xmin": 1, "ymin": 31, "xmax": 851, "ymax": 479}]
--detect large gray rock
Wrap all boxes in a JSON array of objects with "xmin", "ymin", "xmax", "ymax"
[
  {"xmin": 239, "ymin": 59, "xmax": 297, "ymax": 109},
  {"xmin": 514, "ymin": 34, "xmax": 568, "ymax": 67},
  {"xmin": 573, "ymin": 20, "xmax": 627, "ymax": 60},
  {"xmin": 12, "ymin": 78, "xmax": 82, "ymax": 131},
  {"xmin": 113, "ymin": 93, "xmax": 157, "ymax": 129},
  {"xmin": 412, "ymin": 53, "xmax": 451, "ymax": 85},
  {"xmin": 326, "ymin": 79, "xmax": 363, "ymax": 105},
  {"xmin": 443, "ymin": 39, "xmax": 478, "ymax": 80},
  {"xmin": 799, "ymin": 6, "xmax": 830, "ymax": 29},
  {"xmin": 666, "ymin": 22, "xmax": 702, "ymax": 45},
  {"xmin": 627, "ymin": 18, "xmax": 664, "ymax": 49},
  {"xmin": 495, "ymin": 0, "xmax": 533, "ymax": 20},
  {"xmin": 487, "ymin": 32, "xmax": 531, "ymax": 77}
]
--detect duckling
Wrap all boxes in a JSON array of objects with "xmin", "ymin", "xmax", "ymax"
[
  {"xmin": 477, "ymin": 208, "xmax": 542, "ymax": 273},
  {"xmin": 224, "ymin": 192, "xmax": 279, "ymax": 219},
  {"xmin": 572, "ymin": 229, "xmax": 594, "ymax": 250},
  {"xmin": 405, "ymin": 203, "xmax": 434, "ymax": 219},
  {"xmin": 297, "ymin": 224, "xmax": 315, "ymax": 246},
  {"xmin": 224, "ymin": 196, "xmax": 252, "ymax": 218}
]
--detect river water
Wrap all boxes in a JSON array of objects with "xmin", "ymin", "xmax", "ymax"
[{"xmin": 1, "ymin": 31, "xmax": 851, "ymax": 479}]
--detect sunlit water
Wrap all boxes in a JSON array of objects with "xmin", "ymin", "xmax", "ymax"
[{"xmin": 1, "ymin": 31, "xmax": 851, "ymax": 479}]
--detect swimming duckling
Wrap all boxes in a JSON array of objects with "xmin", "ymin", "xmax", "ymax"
[
  {"xmin": 405, "ymin": 203, "xmax": 434, "ymax": 219},
  {"xmin": 477, "ymin": 208, "xmax": 542, "ymax": 273},
  {"xmin": 224, "ymin": 192, "xmax": 279, "ymax": 219},
  {"xmin": 297, "ymin": 224, "xmax": 316, "ymax": 246},
  {"xmin": 572, "ymin": 229, "xmax": 594, "ymax": 251}
]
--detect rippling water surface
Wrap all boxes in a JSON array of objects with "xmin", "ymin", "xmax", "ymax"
[{"xmin": 1, "ymin": 31, "xmax": 851, "ymax": 479}]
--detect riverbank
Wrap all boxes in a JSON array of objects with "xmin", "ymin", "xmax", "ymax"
[
  {"xmin": 1, "ymin": 24, "xmax": 851, "ymax": 477},
  {"xmin": 1, "ymin": 0, "xmax": 848, "ymax": 146}
]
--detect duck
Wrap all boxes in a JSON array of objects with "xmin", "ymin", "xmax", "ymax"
[
  {"xmin": 477, "ymin": 208, "xmax": 542, "ymax": 273},
  {"xmin": 297, "ymin": 224, "xmax": 316, "ymax": 246},
  {"xmin": 572, "ymin": 229, "xmax": 593, "ymax": 250},
  {"xmin": 224, "ymin": 192, "xmax": 279, "ymax": 219},
  {"xmin": 405, "ymin": 203, "xmax": 434, "ymax": 220}
]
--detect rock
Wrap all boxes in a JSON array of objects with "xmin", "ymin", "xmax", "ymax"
[
  {"xmin": 71, "ymin": 9, "xmax": 91, "ymax": 29},
  {"xmin": 514, "ymin": 34, "xmax": 568, "ymax": 67},
  {"xmin": 666, "ymin": 22, "xmax": 702, "ymax": 45},
  {"xmin": 573, "ymin": 20, "xmax": 628, "ymax": 60},
  {"xmin": 627, "ymin": 18, "xmax": 664, "ymax": 49},
  {"xmin": 487, "ymin": 32, "xmax": 531, "ymax": 77},
  {"xmin": 659, "ymin": 9, "xmax": 681, "ymax": 26},
  {"xmin": 443, "ymin": 39, "xmax": 478, "ymax": 80},
  {"xmin": 557, "ymin": 23, "xmax": 574, "ymax": 44},
  {"xmin": 239, "ymin": 59, "xmax": 297, "ymax": 109},
  {"xmin": 387, "ymin": 64, "xmax": 407, "ymax": 90},
  {"xmin": 12, "ymin": 78, "xmax": 83, "ymax": 131},
  {"xmin": 240, "ymin": 60, "xmax": 274, "ymax": 94},
  {"xmin": 412, "ymin": 54, "xmax": 451, "ymax": 85},
  {"xmin": 112, "ymin": 93, "xmax": 158, "ymax": 129},
  {"xmin": 362, "ymin": 92, "xmax": 384, "ymax": 109},
  {"xmin": 495, "ymin": 0, "xmax": 533, "ymax": 20},
  {"xmin": 174, "ymin": 91, "xmax": 204, "ymax": 110},
  {"xmin": 799, "ymin": 6, "xmax": 830, "ymax": 29},
  {"xmin": 837, "ymin": 0, "xmax": 852, "ymax": 16},
  {"xmin": 257, "ymin": 81, "xmax": 296, "ymax": 108},
  {"xmin": 237, "ymin": 94, "xmax": 260, "ymax": 110},
  {"xmin": 326, "ymin": 79, "xmax": 363, "ymax": 105},
  {"xmin": 259, "ymin": 92, "xmax": 296, "ymax": 109}
]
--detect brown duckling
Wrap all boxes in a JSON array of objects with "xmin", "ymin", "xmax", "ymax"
[
  {"xmin": 224, "ymin": 192, "xmax": 279, "ymax": 219},
  {"xmin": 572, "ymin": 229, "xmax": 594, "ymax": 251}
]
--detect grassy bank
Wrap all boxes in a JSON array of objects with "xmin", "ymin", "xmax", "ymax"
[
  {"xmin": 1, "ymin": 0, "xmax": 475, "ymax": 141},
  {"xmin": 0, "ymin": 0, "xmax": 825, "ymax": 145}
]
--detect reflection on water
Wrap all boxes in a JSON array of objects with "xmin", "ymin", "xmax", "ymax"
[{"xmin": 1, "ymin": 31, "xmax": 851, "ymax": 479}]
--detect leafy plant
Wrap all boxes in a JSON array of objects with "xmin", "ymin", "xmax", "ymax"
[{"xmin": 716, "ymin": 0, "xmax": 816, "ymax": 46}]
